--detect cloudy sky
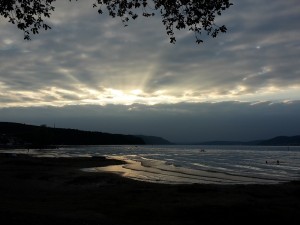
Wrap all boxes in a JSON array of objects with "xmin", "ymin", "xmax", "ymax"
[{"xmin": 0, "ymin": 0, "xmax": 299, "ymax": 142}]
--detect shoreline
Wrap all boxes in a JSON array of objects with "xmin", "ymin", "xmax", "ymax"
[
  {"xmin": 89, "ymin": 156, "xmax": 290, "ymax": 185},
  {"xmin": 1, "ymin": 153, "xmax": 300, "ymax": 224}
]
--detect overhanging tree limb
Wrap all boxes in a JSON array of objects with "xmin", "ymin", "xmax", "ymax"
[{"xmin": 0, "ymin": 0, "xmax": 232, "ymax": 43}]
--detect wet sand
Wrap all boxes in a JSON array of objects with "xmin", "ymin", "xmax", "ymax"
[{"xmin": 0, "ymin": 153, "xmax": 300, "ymax": 225}]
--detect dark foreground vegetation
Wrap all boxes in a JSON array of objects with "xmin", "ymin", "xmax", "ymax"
[{"xmin": 0, "ymin": 153, "xmax": 299, "ymax": 225}]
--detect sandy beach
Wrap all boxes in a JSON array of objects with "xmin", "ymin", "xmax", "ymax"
[{"xmin": 0, "ymin": 152, "xmax": 300, "ymax": 225}]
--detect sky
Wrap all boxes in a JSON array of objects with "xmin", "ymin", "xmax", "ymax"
[{"xmin": 0, "ymin": 0, "xmax": 300, "ymax": 143}]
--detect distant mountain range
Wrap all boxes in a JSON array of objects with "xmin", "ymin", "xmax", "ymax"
[
  {"xmin": 1, "ymin": 122, "xmax": 298, "ymax": 147},
  {"xmin": 0, "ymin": 122, "xmax": 171, "ymax": 148},
  {"xmin": 194, "ymin": 135, "xmax": 300, "ymax": 146}
]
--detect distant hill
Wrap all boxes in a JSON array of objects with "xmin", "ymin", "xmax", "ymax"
[
  {"xmin": 195, "ymin": 135, "xmax": 300, "ymax": 146},
  {"xmin": 136, "ymin": 135, "xmax": 172, "ymax": 145},
  {"xmin": 0, "ymin": 122, "xmax": 144, "ymax": 147},
  {"xmin": 258, "ymin": 136, "xmax": 300, "ymax": 146}
]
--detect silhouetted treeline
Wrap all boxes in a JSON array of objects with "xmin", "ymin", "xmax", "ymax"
[{"xmin": 0, "ymin": 122, "xmax": 144, "ymax": 147}]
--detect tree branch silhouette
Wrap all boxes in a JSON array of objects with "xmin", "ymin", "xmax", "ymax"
[
  {"xmin": 0, "ymin": 0, "xmax": 55, "ymax": 40},
  {"xmin": 0, "ymin": 0, "xmax": 232, "ymax": 43}
]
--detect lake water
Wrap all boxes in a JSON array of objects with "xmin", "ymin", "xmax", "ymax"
[{"xmin": 5, "ymin": 145, "xmax": 300, "ymax": 184}]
